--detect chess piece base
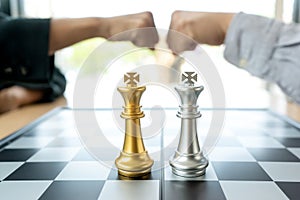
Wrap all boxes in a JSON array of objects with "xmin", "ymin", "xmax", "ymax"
[
  {"xmin": 171, "ymin": 167, "xmax": 206, "ymax": 177},
  {"xmin": 118, "ymin": 173, "xmax": 151, "ymax": 180},
  {"xmin": 169, "ymin": 151, "xmax": 208, "ymax": 177},
  {"xmin": 118, "ymin": 168, "xmax": 151, "ymax": 178},
  {"xmin": 115, "ymin": 151, "xmax": 154, "ymax": 178}
]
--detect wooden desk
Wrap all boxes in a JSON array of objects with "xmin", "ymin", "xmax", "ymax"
[
  {"xmin": 270, "ymin": 96, "xmax": 300, "ymax": 123},
  {"xmin": 0, "ymin": 96, "xmax": 66, "ymax": 140}
]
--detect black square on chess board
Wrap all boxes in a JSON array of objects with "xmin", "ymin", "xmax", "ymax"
[
  {"xmin": 212, "ymin": 162, "xmax": 272, "ymax": 181},
  {"xmin": 0, "ymin": 149, "xmax": 39, "ymax": 161},
  {"xmin": 0, "ymin": 108, "xmax": 299, "ymax": 200},
  {"xmin": 5, "ymin": 162, "xmax": 67, "ymax": 180},
  {"xmin": 248, "ymin": 148, "xmax": 300, "ymax": 162},
  {"xmin": 39, "ymin": 181, "xmax": 105, "ymax": 200}
]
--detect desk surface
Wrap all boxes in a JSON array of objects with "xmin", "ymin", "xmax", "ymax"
[
  {"xmin": 0, "ymin": 108, "xmax": 300, "ymax": 200},
  {"xmin": 0, "ymin": 97, "xmax": 66, "ymax": 140}
]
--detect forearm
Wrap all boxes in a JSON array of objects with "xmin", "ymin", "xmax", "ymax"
[
  {"xmin": 48, "ymin": 17, "xmax": 107, "ymax": 55},
  {"xmin": 224, "ymin": 13, "xmax": 300, "ymax": 104},
  {"xmin": 48, "ymin": 12, "xmax": 157, "ymax": 55}
]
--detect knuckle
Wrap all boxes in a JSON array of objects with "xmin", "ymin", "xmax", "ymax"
[
  {"xmin": 141, "ymin": 12, "xmax": 154, "ymax": 27},
  {"xmin": 171, "ymin": 10, "xmax": 182, "ymax": 19},
  {"xmin": 171, "ymin": 14, "xmax": 189, "ymax": 31},
  {"xmin": 142, "ymin": 11, "xmax": 153, "ymax": 18}
]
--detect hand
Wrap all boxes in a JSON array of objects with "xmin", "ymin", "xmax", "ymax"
[
  {"xmin": 167, "ymin": 11, "xmax": 234, "ymax": 53},
  {"xmin": 0, "ymin": 86, "xmax": 43, "ymax": 114},
  {"xmin": 104, "ymin": 12, "xmax": 159, "ymax": 48}
]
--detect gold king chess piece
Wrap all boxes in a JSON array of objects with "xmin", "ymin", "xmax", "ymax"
[{"xmin": 115, "ymin": 72, "xmax": 154, "ymax": 177}]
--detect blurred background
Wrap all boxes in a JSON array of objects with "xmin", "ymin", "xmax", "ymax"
[{"xmin": 1, "ymin": 0, "xmax": 298, "ymax": 110}]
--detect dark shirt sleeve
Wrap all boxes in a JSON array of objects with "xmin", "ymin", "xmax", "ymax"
[
  {"xmin": 0, "ymin": 13, "xmax": 52, "ymax": 82},
  {"xmin": 0, "ymin": 13, "xmax": 66, "ymax": 101}
]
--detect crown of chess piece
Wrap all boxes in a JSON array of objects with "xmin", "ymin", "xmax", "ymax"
[
  {"xmin": 115, "ymin": 72, "xmax": 154, "ymax": 178},
  {"xmin": 169, "ymin": 71, "xmax": 208, "ymax": 177}
]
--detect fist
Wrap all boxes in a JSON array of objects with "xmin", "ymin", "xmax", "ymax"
[
  {"xmin": 167, "ymin": 11, "xmax": 234, "ymax": 53},
  {"xmin": 106, "ymin": 12, "xmax": 159, "ymax": 48}
]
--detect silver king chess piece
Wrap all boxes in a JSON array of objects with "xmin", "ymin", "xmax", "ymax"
[{"xmin": 169, "ymin": 72, "xmax": 208, "ymax": 177}]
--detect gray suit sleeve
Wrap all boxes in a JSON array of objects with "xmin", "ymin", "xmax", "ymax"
[{"xmin": 224, "ymin": 12, "xmax": 300, "ymax": 104}]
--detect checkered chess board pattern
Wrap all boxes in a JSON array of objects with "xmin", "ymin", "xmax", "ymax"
[{"xmin": 0, "ymin": 108, "xmax": 300, "ymax": 200}]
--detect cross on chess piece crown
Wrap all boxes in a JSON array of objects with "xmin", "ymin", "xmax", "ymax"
[
  {"xmin": 124, "ymin": 72, "xmax": 139, "ymax": 87},
  {"xmin": 182, "ymin": 72, "xmax": 197, "ymax": 85}
]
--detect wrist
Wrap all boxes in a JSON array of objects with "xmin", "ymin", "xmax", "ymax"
[
  {"xmin": 94, "ymin": 17, "xmax": 112, "ymax": 39},
  {"xmin": 220, "ymin": 13, "xmax": 234, "ymax": 36}
]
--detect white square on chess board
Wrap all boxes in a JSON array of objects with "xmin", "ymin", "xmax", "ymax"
[
  {"xmin": 220, "ymin": 181, "xmax": 289, "ymax": 200},
  {"xmin": 259, "ymin": 162, "xmax": 300, "ymax": 182},
  {"xmin": 98, "ymin": 180, "xmax": 159, "ymax": 200},
  {"xmin": 55, "ymin": 161, "xmax": 111, "ymax": 180},
  {"xmin": 27, "ymin": 147, "xmax": 80, "ymax": 162},
  {"xmin": 0, "ymin": 181, "xmax": 52, "ymax": 200},
  {"xmin": 288, "ymin": 148, "xmax": 300, "ymax": 159},
  {"xmin": 0, "ymin": 162, "xmax": 23, "ymax": 181},
  {"xmin": 5, "ymin": 137, "xmax": 55, "ymax": 149}
]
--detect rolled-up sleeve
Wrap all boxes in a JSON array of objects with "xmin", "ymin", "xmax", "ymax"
[{"xmin": 224, "ymin": 12, "xmax": 300, "ymax": 104}]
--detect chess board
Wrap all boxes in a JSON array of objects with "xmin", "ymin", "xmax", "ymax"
[{"xmin": 0, "ymin": 108, "xmax": 300, "ymax": 200}]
